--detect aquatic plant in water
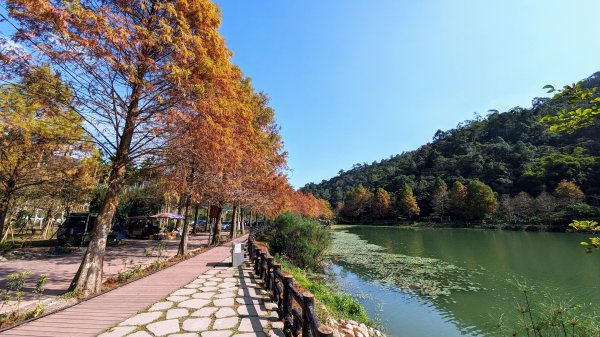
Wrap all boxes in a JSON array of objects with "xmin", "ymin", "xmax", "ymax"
[{"xmin": 328, "ymin": 229, "xmax": 480, "ymax": 298}]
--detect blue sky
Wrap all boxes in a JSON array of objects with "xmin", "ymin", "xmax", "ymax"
[{"xmin": 215, "ymin": 1, "xmax": 600, "ymax": 188}]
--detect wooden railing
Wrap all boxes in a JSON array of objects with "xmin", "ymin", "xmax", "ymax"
[{"xmin": 247, "ymin": 234, "xmax": 334, "ymax": 337}]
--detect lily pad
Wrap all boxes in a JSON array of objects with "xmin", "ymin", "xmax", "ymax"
[{"xmin": 328, "ymin": 230, "xmax": 480, "ymax": 298}]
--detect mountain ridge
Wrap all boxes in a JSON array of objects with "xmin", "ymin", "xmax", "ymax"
[{"xmin": 300, "ymin": 72, "xmax": 600, "ymax": 215}]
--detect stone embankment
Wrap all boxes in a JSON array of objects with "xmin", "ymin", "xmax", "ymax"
[{"xmin": 333, "ymin": 319, "xmax": 386, "ymax": 337}]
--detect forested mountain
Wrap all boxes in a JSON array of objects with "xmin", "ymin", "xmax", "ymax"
[{"xmin": 301, "ymin": 72, "xmax": 600, "ymax": 223}]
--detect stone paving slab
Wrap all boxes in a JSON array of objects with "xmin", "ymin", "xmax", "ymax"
[{"xmin": 97, "ymin": 258, "xmax": 285, "ymax": 337}]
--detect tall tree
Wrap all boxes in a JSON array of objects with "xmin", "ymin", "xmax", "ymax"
[
  {"xmin": 371, "ymin": 188, "xmax": 391, "ymax": 219},
  {"xmin": 511, "ymin": 191, "xmax": 535, "ymax": 218},
  {"xmin": 342, "ymin": 184, "xmax": 372, "ymax": 220},
  {"xmin": 4, "ymin": 0, "xmax": 233, "ymax": 294},
  {"xmin": 430, "ymin": 178, "xmax": 449, "ymax": 217},
  {"xmin": 553, "ymin": 180, "xmax": 585, "ymax": 206},
  {"xmin": 0, "ymin": 66, "xmax": 88, "ymax": 240},
  {"xmin": 398, "ymin": 183, "xmax": 420, "ymax": 220},
  {"xmin": 465, "ymin": 180, "xmax": 498, "ymax": 220},
  {"xmin": 499, "ymin": 194, "xmax": 515, "ymax": 223},
  {"xmin": 535, "ymin": 191, "xmax": 556, "ymax": 214},
  {"xmin": 448, "ymin": 181, "xmax": 467, "ymax": 219}
]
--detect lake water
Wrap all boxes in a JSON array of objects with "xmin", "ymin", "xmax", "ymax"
[{"xmin": 328, "ymin": 225, "xmax": 600, "ymax": 337}]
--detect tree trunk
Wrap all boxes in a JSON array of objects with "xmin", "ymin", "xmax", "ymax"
[
  {"xmin": 41, "ymin": 205, "xmax": 54, "ymax": 239},
  {"xmin": 0, "ymin": 198, "xmax": 9, "ymax": 242},
  {"xmin": 229, "ymin": 202, "xmax": 237, "ymax": 239},
  {"xmin": 192, "ymin": 204, "xmax": 199, "ymax": 235},
  {"xmin": 68, "ymin": 163, "xmax": 126, "ymax": 295},
  {"xmin": 69, "ymin": 100, "xmax": 138, "ymax": 295},
  {"xmin": 0, "ymin": 185, "xmax": 14, "ymax": 241},
  {"xmin": 175, "ymin": 194, "xmax": 185, "ymax": 232},
  {"xmin": 210, "ymin": 205, "xmax": 223, "ymax": 246},
  {"xmin": 235, "ymin": 202, "xmax": 241, "ymax": 235},
  {"xmin": 205, "ymin": 203, "xmax": 211, "ymax": 232},
  {"xmin": 239, "ymin": 208, "xmax": 245, "ymax": 235},
  {"xmin": 177, "ymin": 195, "xmax": 192, "ymax": 256}
]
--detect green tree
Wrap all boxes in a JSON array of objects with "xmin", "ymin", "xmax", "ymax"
[
  {"xmin": 542, "ymin": 81, "xmax": 600, "ymax": 251},
  {"xmin": 465, "ymin": 180, "xmax": 497, "ymax": 220},
  {"xmin": 0, "ymin": 66, "xmax": 88, "ymax": 240},
  {"xmin": 371, "ymin": 188, "xmax": 391, "ymax": 219},
  {"xmin": 398, "ymin": 184, "xmax": 420, "ymax": 220},
  {"xmin": 541, "ymin": 82, "xmax": 600, "ymax": 133},
  {"xmin": 569, "ymin": 220, "xmax": 600, "ymax": 253}
]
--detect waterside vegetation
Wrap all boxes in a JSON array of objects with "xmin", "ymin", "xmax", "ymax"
[{"xmin": 255, "ymin": 213, "xmax": 372, "ymax": 326}]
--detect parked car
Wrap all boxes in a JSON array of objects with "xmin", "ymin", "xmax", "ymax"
[
  {"xmin": 221, "ymin": 221, "xmax": 232, "ymax": 231},
  {"xmin": 57, "ymin": 213, "xmax": 122, "ymax": 246},
  {"xmin": 127, "ymin": 216, "xmax": 161, "ymax": 239},
  {"xmin": 250, "ymin": 220, "xmax": 266, "ymax": 227}
]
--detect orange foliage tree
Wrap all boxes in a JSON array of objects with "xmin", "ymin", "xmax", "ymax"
[
  {"xmin": 286, "ymin": 191, "xmax": 333, "ymax": 220},
  {"xmin": 3, "ymin": 0, "xmax": 233, "ymax": 295}
]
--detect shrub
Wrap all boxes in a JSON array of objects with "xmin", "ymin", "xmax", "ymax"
[{"xmin": 266, "ymin": 212, "xmax": 332, "ymax": 271}]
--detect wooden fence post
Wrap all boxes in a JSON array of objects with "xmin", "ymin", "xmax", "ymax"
[
  {"xmin": 302, "ymin": 292, "xmax": 315, "ymax": 337},
  {"xmin": 282, "ymin": 274, "xmax": 293, "ymax": 329},
  {"xmin": 272, "ymin": 263, "xmax": 281, "ymax": 297},
  {"xmin": 260, "ymin": 252, "xmax": 267, "ymax": 280},
  {"xmin": 266, "ymin": 257, "xmax": 274, "ymax": 290},
  {"xmin": 255, "ymin": 249, "xmax": 262, "ymax": 275},
  {"xmin": 247, "ymin": 240, "xmax": 335, "ymax": 337}
]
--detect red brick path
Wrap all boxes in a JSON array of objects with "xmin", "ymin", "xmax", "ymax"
[{"xmin": 0, "ymin": 235, "xmax": 248, "ymax": 337}]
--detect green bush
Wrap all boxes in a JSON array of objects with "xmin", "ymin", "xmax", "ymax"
[{"xmin": 266, "ymin": 212, "xmax": 332, "ymax": 271}]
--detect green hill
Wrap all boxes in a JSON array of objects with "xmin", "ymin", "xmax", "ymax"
[{"xmin": 301, "ymin": 72, "xmax": 600, "ymax": 225}]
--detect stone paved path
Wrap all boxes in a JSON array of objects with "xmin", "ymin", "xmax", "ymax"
[{"xmin": 98, "ymin": 259, "xmax": 285, "ymax": 337}]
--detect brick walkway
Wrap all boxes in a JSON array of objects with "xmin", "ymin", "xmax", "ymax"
[
  {"xmin": 0, "ymin": 236, "xmax": 248, "ymax": 337},
  {"xmin": 0, "ymin": 234, "xmax": 212, "ymax": 314}
]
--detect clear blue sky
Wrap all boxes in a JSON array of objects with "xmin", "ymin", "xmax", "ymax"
[{"xmin": 216, "ymin": 1, "xmax": 600, "ymax": 188}]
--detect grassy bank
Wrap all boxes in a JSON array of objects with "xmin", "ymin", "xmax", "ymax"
[{"xmin": 275, "ymin": 256, "xmax": 372, "ymax": 326}]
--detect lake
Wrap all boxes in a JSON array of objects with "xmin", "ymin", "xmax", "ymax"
[{"xmin": 328, "ymin": 225, "xmax": 600, "ymax": 337}]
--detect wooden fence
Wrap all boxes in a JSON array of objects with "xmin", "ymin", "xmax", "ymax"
[{"xmin": 247, "ymin": 226, "xmax": 334, "ymax": 337}]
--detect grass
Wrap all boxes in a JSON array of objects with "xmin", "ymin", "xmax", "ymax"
[
  {"xmin": 275, "ymin": 256, "xmax": 372, "ymax": 326},
  {"xmin": 0, "ymin": 240, "xmax": 23, "ymax": 254}
]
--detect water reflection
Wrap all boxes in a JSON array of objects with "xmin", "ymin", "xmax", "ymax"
[{"xmin": 329, "ymin": 226, "xmax": 600, "ymax": 337}]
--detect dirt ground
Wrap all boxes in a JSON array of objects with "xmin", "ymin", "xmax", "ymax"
[{"xmin": 0, "ymin": 234, "xmax": 211, "ymax": 314}]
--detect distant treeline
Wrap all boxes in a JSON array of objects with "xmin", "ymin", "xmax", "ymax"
[
  {"xmin": 302, "ymin": 72, "xmax": 600, "ymax": 227},
  {"xmin": 334, "ymin": 179, "xmax": 597, "ymax": 227}
]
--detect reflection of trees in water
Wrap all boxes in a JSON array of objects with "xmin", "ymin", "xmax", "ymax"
[
  {"xmin": 330, "ymin": 228, "xmax": 489, "ymax": 335},
  {"xmin": 330, "ymin": 261, "xmax": 486, "ymax": 337},
  {"xmin": 331, "ymin": 226, "xmax": 600, "ymax": 337}
]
